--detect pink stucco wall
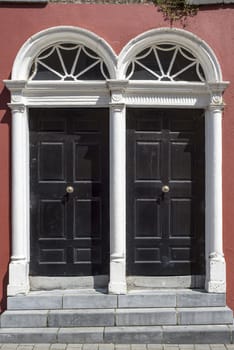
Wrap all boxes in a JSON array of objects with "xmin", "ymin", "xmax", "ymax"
[{"xmin": 0, "ymin": 3, "xmax": 233, "ymax": 311}]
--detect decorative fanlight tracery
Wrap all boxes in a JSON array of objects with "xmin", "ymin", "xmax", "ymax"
[
  {"xmin": 126, "ymin": 44, "xmax": 205, "ymax": 82},
  {"xmin": 29, "ymin": 43, "xmax": 110, "ymax": 81},
  {"xmin": 29, "ymin": 41, "xmax": 206, "ymax": 83}
]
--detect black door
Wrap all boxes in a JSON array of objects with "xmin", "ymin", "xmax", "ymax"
[
  {"xmin": 127, "ymin": 109, "xmax": 205, "ymax": 276},
  {"xmin": 30, "ymin": 108, "xmax": 109, "ymax": 276}
]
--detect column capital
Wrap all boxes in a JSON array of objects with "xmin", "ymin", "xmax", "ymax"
[
  {"xmin": 109, "ymin": 103, "xmax": 126, "ymax": 111},
  {"xmin": 107, "ymin": 79, "xmax": 128, "ymax": 105},
  {"xmin": 207, "ymin": 94, "xmax": 225, "ymax": 112},
  {"xmin": 4, "ymin": 80, "xmax": 27, "ymax": 105},
  {"xmin": 8, "ymin": 103, "xmax": 26, "ymax": 113},
  {"xmin": 207, "ymin": 82, "xmax": 229, "ymax": 111}
]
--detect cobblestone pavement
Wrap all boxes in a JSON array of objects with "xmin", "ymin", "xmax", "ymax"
[{"xmin": 0, "ymin": 345, "xmax": 234, "ymax": 350}]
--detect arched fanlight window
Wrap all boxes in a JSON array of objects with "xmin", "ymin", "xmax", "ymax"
[
  {"xmin": 126, "ymin": 44, "xmax": 205, "ymax": 82},
  {"xmin": 29, "ymin": 43, "xmax": 110, "ymax": 81}
]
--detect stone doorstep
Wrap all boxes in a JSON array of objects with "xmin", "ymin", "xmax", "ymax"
[
  {"xmin": 1, "ymin": 307, "xmax": 233, "ymax": 328},
  {"xmin": 7, "ymin": 290, "xmax": 226, "ymax": 310},
  {"xmin": 0, "ymin": 325, "xmax": 233, "ymax": 344}
]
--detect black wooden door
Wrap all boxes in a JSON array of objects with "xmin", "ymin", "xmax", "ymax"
[
  {"xmin": 127, "ymin": 109, "xmax": 205, "ymax": 276},
  {"xmin": 30, "ymin": 108, "xmax": 109, "ymax": 276}
]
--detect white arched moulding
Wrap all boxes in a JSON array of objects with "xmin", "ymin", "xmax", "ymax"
[
  {"xmin": 12, "ymin": 26, "xmax": 117, "ymax": 81},
  {"xmin": 5, "ymin": 26, "xmax": 229, "ymax": 296},
  {"xmin": 118, "ymin": 28, "xmax": 222, "ymax": 81}
]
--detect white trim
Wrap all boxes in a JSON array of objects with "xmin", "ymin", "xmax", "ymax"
[{"xmin": 5, "ymin": 26, "xmax": 229, "ymax": 295}]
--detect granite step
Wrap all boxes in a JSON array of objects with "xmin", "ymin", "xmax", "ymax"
[
  {"xmin": 7, "ymin": 290, "xmax": 226, "ymax": 310},
  {"xmin": 0, "ymin": 325, "xmax": 233, "ymax": 344},
  {"xmin": 1, "ymin": 306, "xmax": 233, "ymax": 328}
]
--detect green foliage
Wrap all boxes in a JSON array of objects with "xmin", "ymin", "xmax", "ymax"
[{"xmin": 154, "ymin": 0, "xmax": 198, "ymax": 23}]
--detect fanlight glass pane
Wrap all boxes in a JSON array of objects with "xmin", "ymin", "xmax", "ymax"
[
  {"xmin": 29, "ymin": 43, "xmax": 110, "ymax": 81},
  {"xmin": 126, "ymin": 44, "xmax": 205, "ymax": 82}
]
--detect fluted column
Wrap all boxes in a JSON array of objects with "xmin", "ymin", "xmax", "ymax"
[
  {"xmin": 205, "ymin": 100, "xmax": 225, "ymax": 293},
  {"xmin": 8, "ymin": 103, "xmax": 29, "ymax": 295},
  {"xmin": 108, "ymin": 81, "xmax": 128, "ymax": 294}
]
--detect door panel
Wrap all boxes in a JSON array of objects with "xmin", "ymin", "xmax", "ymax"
[
  {"xmin": 30, "ymin": 108, "xmax": 109, "ymax": 276},
  {"xmin": 127, "ymin": 109, "xmax": 205, "ymax": 276}
]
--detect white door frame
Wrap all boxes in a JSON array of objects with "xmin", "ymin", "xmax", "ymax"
[{"xmin": 5, "ymin": 26, "xmax": 229, "ymax": 295}]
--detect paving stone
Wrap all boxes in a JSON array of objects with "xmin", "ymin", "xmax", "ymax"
[
  {"xmin": 50, "ymin": 345, "xmax": 67, "ymax": 350},
  {"xmin": 33, "ymin": 344, "xmax": 51, "ymax": 350},
  {"xmin": 163, "ymin": 325, "xmax": 231, "ymax": 344},
  {"xmin": 17, "ymin": 345, "xmax": 35, "ymax": 347},
  {"xmin": 194, "ymin": 345, "xmax": 210, "ymax": 350},
  {"xmin": 99, "ymin": 345, "xmax": 115, "ymax": 350},
  {"xmin": 7, "ymin": 295, "xmax": 62, "ymax": 310},
  {"xmin": 116, "ymin": 308, "xmax": 176, "ymax": 326},
  {"xmin": 209, "ymin": 346, "xmax": 226, "ymax": 350},
  {"xmin": 164, "ymin": 346, "xmax": 180, "ymax": 350},
  {"xmin": 0, "ymin": 329, "xmax": 58, "ymax": 343},
  {"xmin": 104, "ymin": 326, "xmax": 163, "ymax": 344},
  {"xmin": 63, "ymin": 295, "xmax": 117, "ymax": 309},
  {"xmin": 179, "ymin": 346, "xmax": 194, "ymax": 350},
  {"xmin": 176, "ymin": 292, "xmax": 226, "ymax": 308},
  {"xmin": 17, "ymin": 346, "xmax": 34, "ymax": 350},
  {"xmin": 48, "ymin": 310, "xmax": 114, "ymax": 327},
  {"xmin": 130, "ymin": 345, "xmax": 147, "ymax": 350},
  {"xmin": 1, "ymin": 346, "xmax": 18, "ymax": 350},
  {"xmin": 177, "ymin": 307, "xmax": 233, "ymax": 325},
  {"xmin": 66, "ymin": 345, "xmax": 83, "ymax": 350},
  {"xmin": 83, "ymin": 344, "xmax": 98, "ymax": 350},
  {"xmin": 115, "ymin": 345, "xmax": 131, "ymax": 350},
  {"xmin": 118, "ymin": 294, "xmax": 176, "ymax": 308},
  {"xmin": 147, "ymin": 345, "xmax": 163, "ymax": 350},
  {"xmin": 1, "ymin": 311, "xmax": 48, "ymax": 328},
  {"xmin": 226, "ymin": 346, "xmax": 234, "ymax": 350},
  {"xmin": 58, "ymin": 327, "xmax": 104, "ymax": 343}
]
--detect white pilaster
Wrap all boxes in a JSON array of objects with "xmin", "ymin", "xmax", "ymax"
[
  {"xmin": 108, "ymin": 81, "xmax": 128, "ymax": 294},
  {"xmin": 205, "ymin": 96, "xmax": 226, "ymax": 293},
  {"xmin": 8, "ymin": 103, "xmax": 29, "ymax": 296}
]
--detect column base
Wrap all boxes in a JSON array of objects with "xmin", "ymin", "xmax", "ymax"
[
  {"xmin": 205, "ymin": 252, "xmax": 226, "ymax": 293},
  {"xmin": 108, "ymin": 281, "xmax": 127, "ymax": 294},
  {"xmin": 108, "ymin": 257, "xmax": 127, "ymax": 294},
  {"xmin": 7, "ymin": 261, "xmax": 29, "ymax": 296}
]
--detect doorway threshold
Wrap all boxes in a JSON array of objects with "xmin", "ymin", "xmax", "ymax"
[
  {"xmin": 29, "ymin": 275, "xmax": 108, "ymax": 291},
  {"xmin": 127, "ymin": 275, "xmax": 205, "ymax": 290}
]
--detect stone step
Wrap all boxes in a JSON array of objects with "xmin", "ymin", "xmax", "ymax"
[
  {"xmin": 0, "ymin": 325, "xmax": 233, "ymax": 343},
  {"xmin": 1, "ymin": 307, "xmax": 232, "ymax": 328},
  {"xmin": 177, "ymin": 306, "xmax": 233, "ymax": 325},
  {"xmin": 117, "ymin": 307, "xmax": 233, "ymax": 326},
  {"xmin": 1, "ymin": 309, "xmax": 115, "ymax": 328},
  {"xmin": 7, "ymin": 290, "xmax": 226, "ymax": 310}
]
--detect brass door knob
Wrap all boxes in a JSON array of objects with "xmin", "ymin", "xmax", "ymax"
[
  {"xmin": 162, "ymin": 185, "xmax": 170, "ymax": 193},
  {"xmin": 66, "ymin": 186, "xmax": 74, "ymax": 194}
]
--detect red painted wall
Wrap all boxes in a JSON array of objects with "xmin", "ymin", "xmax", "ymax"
[{"xmin": 0, "ymin": 3, "xmax": 234, "ymax": 310}]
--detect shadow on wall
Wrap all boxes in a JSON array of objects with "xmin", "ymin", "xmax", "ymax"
[
  {"xmin": 0, "ymin": 86, "xmax": 11, "ymax": 123},
  {"xmin": 0, "ymin": 274, "xmax": 9, "ymax": 312},
  {"xmin": 0, "ymin": 85, "xmax": 11, "ymax": 312}
]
